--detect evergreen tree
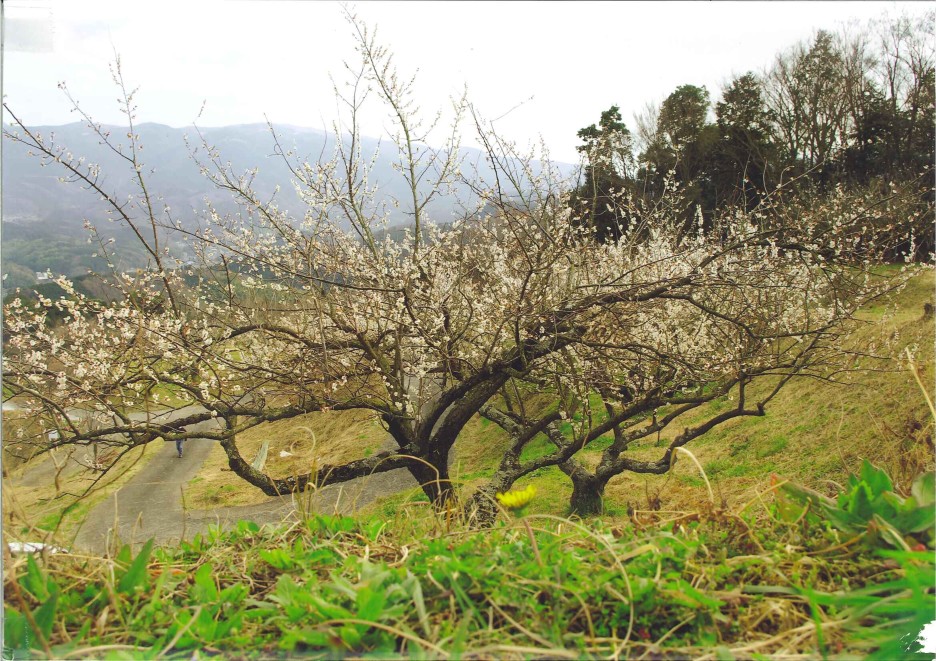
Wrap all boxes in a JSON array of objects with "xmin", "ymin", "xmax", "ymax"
[
  {"xmin": 713, "ymin": 73, "xmax": 778, "ymax": 209},
  {"xmin": 571, "ymin": 106, "xmax": 637, "ymax": 242}
]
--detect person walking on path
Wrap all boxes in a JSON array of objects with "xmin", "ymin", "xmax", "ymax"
[{"xmin": 176, "ymin": 438, "xmax": 184, "ymax": 458}]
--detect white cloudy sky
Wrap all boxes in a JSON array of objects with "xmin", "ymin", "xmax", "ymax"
[{"xmin": 3, "ymin": 1, "xmax": 930, "ymax": 163}]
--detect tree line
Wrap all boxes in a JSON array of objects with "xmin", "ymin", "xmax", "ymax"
[{"xmin": 571, "ymin": 13, "xmax": 934, "ymax": 257}]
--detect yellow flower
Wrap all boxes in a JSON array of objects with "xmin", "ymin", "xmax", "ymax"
[{"xmin": 496, "ymin": 484, "xmax": 536, "ymax": 510}]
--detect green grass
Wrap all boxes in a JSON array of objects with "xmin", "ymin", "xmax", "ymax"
[
  {"xmin": 518, "ymin": 433, "xmax": 557, "ymax": 463},
  {"xmin": 5, "ymin": 466, "xmax": 932, "ymax": 659}
]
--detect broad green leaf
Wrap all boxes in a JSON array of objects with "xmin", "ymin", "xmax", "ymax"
[
  {"xmin": 115, "ymin": 543, "xmax": 133, "ymax": 566},
  {"xmin": 339, "ymin": 624, "xmax": 362, "ymax": 648},
  {"xmin": 279, "ymin": 627, "xmax": 332, "ymax": 651},
  {"xmin": 192, "ymin": 562, "xmax": 218, "ymax": 602},
  {"xmin": 860, "ymin": 460, "xmax": 893, "ymax": 497},
  {"xmin": 259, "ymin": 548, "xmax": 294, "ymax": 570},
  {"xmin": 194, "ymin": 606, "xmax": 218, "ymax": 642},
  {"xmin": 310, "ymin": 594, "xmax": 353, "ymax": 620},
  {"xmin": 872, "ymin": 514, "xmax": 912, "ymax": 551},
  {"xmin": 236, "ymin": 520, "xmax": 260, "ymax": 535},
  {"xmin": 893, "ymin": 507, "xmax": 936, "ymax": 534},
  {"xmin": 825, "ymin": 507, "xmax": 864, "ymax": 533},
  {"xmin": 848, "ymin": 482, "xmax": 875, "ymax": 520},
  {"xmin": 4, "ymin": 605, "xmax": 29, "ymax": 652},
  {"xmin": 21, "ymin": 553, "xmax": 49, "ymax": 601},
  {"xmin": 355, "ymin": 586, "xmax": 386, "ymax": 622}
]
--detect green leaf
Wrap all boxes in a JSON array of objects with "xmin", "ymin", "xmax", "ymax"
[
  {"xmin": 912, "ymin": 472, "xmax": 935, "ymax": 508},
  {"xmin": 339, "ymin": 624, "xmax": 362, "ymax": 648},
  {"xmin": 117, "ymin": 538, "xmax": 154, "ymax": 596},
  {"xmin": 669, "ymin": 579, "xmax": 724, "ymax": 610},
  {"xmin": 860, "ymin": 460, "xmax": 893, "ymax": 497},
  {"xmin": 872, "ymin": 514, "xmax": 912, "ymax": 550},
  {"xmin": 447, "ymin": 616, "xmax": 472, "ymax": 659},
  {"xmin": 115, "ymin": 543, "xmax": 133, "ymax": 566},
  {"xmin": 364, "ymin": 519, "xmax": 385, "ymax": 541},
  {"xmin": 409, "ymin": 577, "xmax": 430, "ymax": 637},
  {"xmin": 21, "ymin": 553, "xmax": 49, "ymax": 601},
  {"xmin": 848, "ymin": 482, "xmax": 875, "ymax": 520},
  {"xmin": 194, "ymin": 606, "xmax": 219, "ymax": 642},
  {"xmin": 892, "ymin": 507, "xmax": 936, "ymax": 534},
  {"xmin": 310, "ymin": 594, "xmax": 353, "ymax": 621},
  {"xmin": 236, "ymin": 520, "xmax": 260, "ymax": 535},
  {"xmin": 279, "ymin": 627, "xmax": 332, "ymax": 651},
  {"xmin": 355, "ymin": 587, "xmax": 386, "ymax": 622},
  {"xmin": 4, "ymin": 605, "xmax": 29, "ymax": 652},
  {"xmin": 741, "ymin": 585, "xmax": 798, "ymax": 595},
  {"xmin": 259, "ymin": 548, "xmax": 295, "ymax": 570},
  {"xmin": 32, "ymin": 588, "xmax": 59, "ymax": 642},
  {"xmin": 825, "ymin": 507, "xmax": 864, "ymax": 533},
  {"xmin": 192, "ymin": 562, "xmax": 218, "ymax": 602}
]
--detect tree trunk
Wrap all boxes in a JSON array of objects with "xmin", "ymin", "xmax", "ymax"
[
  {"xmin": 408, "ymin": 447, "xmax": 455, "ymax": 507},
  {"xmin": 561, "ymin": 460, "xmax": 607, "ymax": 516},
  {"xmin": 464, "ymin": 472, "xmax": 515, "ymax": 528},
  {"xmin": 465, "ymin": 486, "xmax": 500, "ymax": 528}
]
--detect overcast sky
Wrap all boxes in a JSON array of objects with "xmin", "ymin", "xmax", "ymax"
[{"xmin": 3, "ymin": 1, "xmax": 930, "ymax": 163}]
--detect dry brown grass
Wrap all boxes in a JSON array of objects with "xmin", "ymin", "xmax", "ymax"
[{"xmin": 184, "ymin": 408, "xmax": 388, "ymax": 508}]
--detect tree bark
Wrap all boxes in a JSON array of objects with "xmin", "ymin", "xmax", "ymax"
[
  {"xmin": 408, "ymin": 448, "xmax": 455, "ymax": 506},
  {"xmin": 464, "ymin": 473, "xmax": 515, "ymax": 527},
  {"xmin": 561, "ymin": 459, "xmax": 607, "ymax": 516}
]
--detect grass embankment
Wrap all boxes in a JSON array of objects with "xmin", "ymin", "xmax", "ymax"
[
  {"xmin": 184, "ymin": 409, "xmax": 387, "ymax": 508},
  {"xmin": 595, "ymin": 268, "xmax": 935, "ymax": 515},
  {"xmin": 363, "ymin": 269, "xmax": 935, "ymax": 520},
  {"xmin": 4, "ymin": 467, "xmax": 933, "ymax": 658}
]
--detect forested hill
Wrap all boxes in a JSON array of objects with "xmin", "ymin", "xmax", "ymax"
[{"xmin": 2, "ymin": 122, "xmax": 572, "ymax": 288}]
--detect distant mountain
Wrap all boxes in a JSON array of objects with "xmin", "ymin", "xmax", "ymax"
[{"xmin": 2, "ymin": 122, "xmax": 575, "ymax": 290}]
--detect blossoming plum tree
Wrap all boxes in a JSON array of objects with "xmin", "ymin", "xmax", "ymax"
[{"xmin": 2, "ymin": 14, "xmax": 912, "ymax": 521}]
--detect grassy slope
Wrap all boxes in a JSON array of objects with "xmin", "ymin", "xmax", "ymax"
[
  {"xmin": 6, "ymin": 489, "xmax": 931, "ymax": 658},
  {"xmin": 367, "ymin": 269, "xmax": 936, "ymax": 518},
  {"xmin": 595, "ymin": 268, "xmax": 935, "ymax": 516}
]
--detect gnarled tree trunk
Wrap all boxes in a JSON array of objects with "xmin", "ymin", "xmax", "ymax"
[{"xmin": 560, "ymin": 459, "xmax": 608, "ymax": 516}]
